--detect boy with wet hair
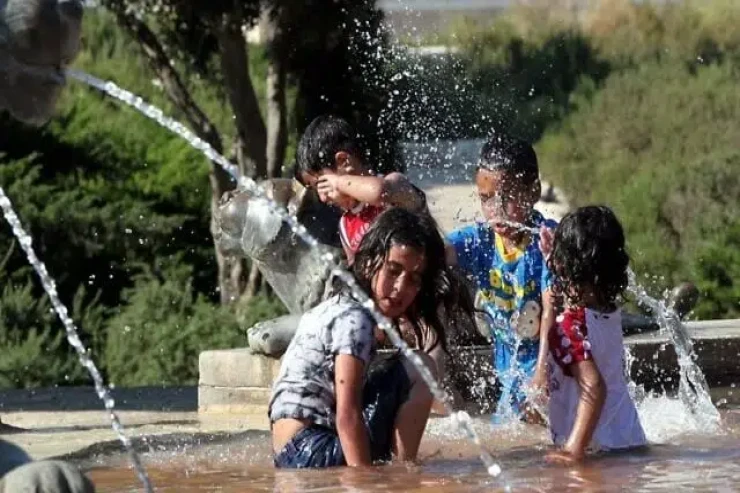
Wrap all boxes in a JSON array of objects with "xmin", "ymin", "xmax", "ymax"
[
  {"xmin": 294, "ymin": 114, "xmax": 426, "ymax": 265},
  {"xmin": 446, "ymin": 134, "xmax": 557, "ymax": 423},
  {"xmin": 294, "ymin": 115, "xmax": 471, "ymax": 412}
]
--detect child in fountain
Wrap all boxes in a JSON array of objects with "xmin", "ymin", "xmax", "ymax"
[
  {"xmin": 541, "ymin": 206, "xmax": 647, "ymax": 464},
  {"xmin": 269, "ymin": 208, "xmax": 475, "ymax": 468},
  {"xmin": 294, "ymin": 114, "xmax": 427, "ymax": 265},
  {"xmin": 293, "ymin": 115, "xmax": 471, "ymax": 414},
  {"xmin": 446, "ymin": 135, "xmax": 557, "ymax": 423}
]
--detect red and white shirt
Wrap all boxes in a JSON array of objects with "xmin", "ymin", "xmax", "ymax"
[
  {"xmin": 339, "ymin": 203, "xmax": 385, "ymax": 259},
  {"xmin": 548, "ymin": 306, "xmax": 647, "ymax": 451}
]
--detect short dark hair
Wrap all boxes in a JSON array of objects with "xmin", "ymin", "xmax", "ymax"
[
  {"xmin": 295, "ymin": 115, "xmax": 363, "ymax": 178},
  {"xmin": 548, "ymin": 205, "xmax": 629, "ymax": 308},
  {"xmin": 478, "ymin": 134, "xmax": 539, "ymax": 184}
]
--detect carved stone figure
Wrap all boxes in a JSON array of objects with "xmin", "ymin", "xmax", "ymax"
[
  {"xmin": 215, "ymin": 178, "xmax": 343, "ymax": 356},
  {"xmin": 0, "ymin": 4, "xmax": 95, "ymax": 489},
  {"xmin": 0, "ymin": 0, "xmax": 83, "ymax": 125}
]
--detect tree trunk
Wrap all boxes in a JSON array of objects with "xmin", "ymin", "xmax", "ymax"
[
  {"xmin": 216, "ymin": 12, "xmax": 279, "ymax": 303},
  {"xmin": 103, "ymin": 1, "xmax": 224, "ymax": 152},
  {"xmin": 237, "ymin": 6, "xmax": 291, "ymax": 306},
  {"xmin": 104, "ymin": 2, "xmax": 245, "ymax": 305},
  {"xmin": 215, "ymin": 14, "xmax": 268, "ymax": 180},
  {"xmin": 243, "ymin": 261, "xmax": 262, "ymax": 300},
  {"xmin": 265, "ymin": 8, "xmax": 288, "ymax": 179}
]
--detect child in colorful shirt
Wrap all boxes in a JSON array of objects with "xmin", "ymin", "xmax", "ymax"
[
  {"xmin": 294, "ymin": 114, "xmax": 426, "ymax": 265},
  {"xmin": 447, "ymin": 136, "xmax": 557, "ymax": 423},
  {"xmin": 541, "ymin": 206, "xmax": 646, "ymax": 464}
]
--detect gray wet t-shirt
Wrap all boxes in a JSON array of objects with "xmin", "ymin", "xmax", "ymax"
[{"xmin": 268, "ymin": 295, "xmax": 376, "ymax": 429}]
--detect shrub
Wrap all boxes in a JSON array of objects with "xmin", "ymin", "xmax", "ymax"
[
  {"xmin": 0, "ymin": 280, "xmax": 106, "ymax": 388},
  {"xmin": 103, "ymin": 262, "xmax": 245, "ymax": 387},
  {"xmin": 538, "ymin": 62, "xmax": 740, "ymax": 316}
]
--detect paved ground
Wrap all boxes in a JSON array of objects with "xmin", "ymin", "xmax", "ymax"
[{"xmin": 0, "ymin": 387, "xmax": 203, "ymax": 460}]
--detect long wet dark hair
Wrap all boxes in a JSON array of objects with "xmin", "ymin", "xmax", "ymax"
[
  {"xmin": 548, "ymin": 205, "xmax": 629, "ymax": 310},
  {"xmin": 350, "ymin": 208, "xmax": 477, "ymax": 354}
]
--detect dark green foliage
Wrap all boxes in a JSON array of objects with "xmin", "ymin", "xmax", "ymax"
[
  {"xmin": 104, "ymin": 262, "xmax": 244, "ymax": 387},
  {"xmin": 537, "ymin": 60, "xmax": 740, "ymax": 318},
  {"xmin": 455, "ymin": 28, "xmax": 609, "ymax": 142},
  {"xmin": 690, "ymin": 221, "xmax": 740, "ymax": 320},
  {"xmin": 0, "ymin": 280, "xmax": 106, "ymax": 388},
  {"xmin": 279, "ymin": 0, "xmax": 403, "ymax": 173},
  {"xmin": 387, "ymin": 15, "xmax": 609, "ymax": 143},
  {"xmin": 0, "ymin": 12, "xmax": 285, "ymax": 388}
]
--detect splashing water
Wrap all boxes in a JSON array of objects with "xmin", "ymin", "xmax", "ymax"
[
  {"xmin": 491, "ymin": 336, "xmax": 550, "ymax": 430},
  {"xmin": 68, "ymin": 69, "xmax": 504, "ymax": 479},
  {"xmin": 495, "ymin": 220, "xmax": 541, "ymax": 236},
  {"xmin": 624, "ymin": 345, "xmax": 699, "ymax": 442},
  {"xmin": 483, "ymin": 218, "xmax": 720, "ymax": 433},
  {"xmin": 626, "ymin": 269, "xmax": 721, "ymax": 430},
  {"xmin": 0, "ymin": 187, "xmax": 154, "ymax": 492}
]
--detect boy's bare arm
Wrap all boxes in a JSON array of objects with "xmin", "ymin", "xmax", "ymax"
[
  {"xmin": 335, "ymin": 354, "xmax": 372, "ymax": 467},
  {"xmin": 444, "ymin": 243, "xmax": 458, "ymax": 266},
  {"xmin": 381, "ymin": 172, "xmax": 425, "ymax": 211},
  {"xmin": 322, "ymin": 173, "xmax": 424, "ymax": 211}
]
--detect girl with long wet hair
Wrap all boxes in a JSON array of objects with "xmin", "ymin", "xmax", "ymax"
[{"xmin": 269, "ymin": 207, "xmax": 476, "ymax": 468}]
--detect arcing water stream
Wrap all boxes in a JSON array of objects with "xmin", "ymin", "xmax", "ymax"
[
  {"xmin": 0, "ymin": 186, "xmax": 154, "ymax": 492},
  {"xmin": 66, "ymin": 69, "xmax": 504, "ymax": 478}
]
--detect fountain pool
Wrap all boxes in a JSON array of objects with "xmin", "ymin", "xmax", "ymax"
[{"xmin": 77, "ymin": 409, "xmax": 740, "ymax": 491}]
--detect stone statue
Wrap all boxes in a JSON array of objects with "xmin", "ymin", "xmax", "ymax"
[
  {"xmin": 215, "ymin": 178, "xmax": 344, "ymax": 356},
  {"xmin": 0, "ymin": 0, "xmax": 83, "ymax": 125},
  {"xmin": 1, "ymin": 2, "xmax": 94, "ymax": 490}
]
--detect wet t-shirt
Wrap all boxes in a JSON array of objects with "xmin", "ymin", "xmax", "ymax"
[
  {"xmin": 339, "ymin": 203, "xmax": 385, "ymax": 257},
  {"xmin": 548, "ymin": 306, "xmax": 647, "ymax": 451},
  {"xmin": 268, "ymin": 295, "xmax": 375, "ymax": 429},
  {"xmin": 447, "ymin": 211, "xmax": 556, "ymax": 344}
]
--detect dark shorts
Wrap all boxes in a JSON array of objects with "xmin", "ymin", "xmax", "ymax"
[{"xmin": 274, "ymin": 354, "xmax": 411, "ymax": 468}]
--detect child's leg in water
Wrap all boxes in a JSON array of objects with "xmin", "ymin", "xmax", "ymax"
[
  {"xmin": 392, "ymin": 353, "xmax": 435, "ymax": 461},
  {"xmin": 363, "ymin": 353, "xmax": 434, "ymax": 463}
]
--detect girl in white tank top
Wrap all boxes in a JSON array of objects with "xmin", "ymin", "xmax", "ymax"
[{"xmin": 540, "ymin": 206, "xmax": 647, "ymax": 464}]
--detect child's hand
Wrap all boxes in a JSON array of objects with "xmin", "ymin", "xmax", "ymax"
[
  {"xmin": 524, "ymin": 369, "xmax": 549, "ymax": 425},
  {"xmin": 545, "ymin": 449, "xmax": 585, "ymax": 466},
  {"xmin": 539, "ymin": 226, "xmax": 555, "ymax": 259},
  {"xmin": 529, "ymin": 368, "xmax": 549, "ymax": 398},
  {"xmin": 316, "ymin": 175, "xmax": 347, "ymax": 205},
  {"xmin": 374, "ymin": 326, "xmax": 386, "ymax": 345}
]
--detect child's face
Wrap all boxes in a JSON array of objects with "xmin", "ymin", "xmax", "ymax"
[
  {"xmin": 475, "ymin": 168, "xmax": 540, "ymax": 237},
  {"xmin": 371, "ymin": 243, "xmax": 425, "ymax": 320}
]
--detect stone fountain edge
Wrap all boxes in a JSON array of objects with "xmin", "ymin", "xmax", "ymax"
[{"xmin": 197, "ymin": 319, "xmax": 740, "ymax": 424}]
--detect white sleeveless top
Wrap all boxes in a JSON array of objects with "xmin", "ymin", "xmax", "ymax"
[{"xmin": 548, "ymin": 307, "xmax": 647, "ymax": 451}]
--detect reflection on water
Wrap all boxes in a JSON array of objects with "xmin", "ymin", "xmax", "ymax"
[{"xmin": 85, "ymin": 411, "xmax": 740, "ymax": 492}]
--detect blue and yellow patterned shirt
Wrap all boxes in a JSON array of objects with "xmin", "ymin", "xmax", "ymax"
[{"xmin": 447, "ymin": 211, "xmax": 557, "ymax": 346}]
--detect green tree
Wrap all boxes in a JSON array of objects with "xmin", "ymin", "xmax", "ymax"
[
  {"xmin": 538, "ymin": 62, "xmax": 740, "ymax": 317},
  {"xmin": 98, "ymin": 0, "xmax": 397, "ymax": 301},
  {"xmin": 103, "ymin": 261, "xmax": 276, "ymax": 386}
]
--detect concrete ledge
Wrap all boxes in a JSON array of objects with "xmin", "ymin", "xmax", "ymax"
[
  {"xmin": 198, "ymin": 386, "xmax": 272, "ymax": 429},
  {"xmin": 197, "ymin": 319, "xmax": 740, "ymax": 417},
  {"xmin": 199, "ymin": 348, "xmax": 282, "ymax": 388},
  {"xmin": 625, "ymin": 320, "xmax": 740, "ymax": 391}
]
